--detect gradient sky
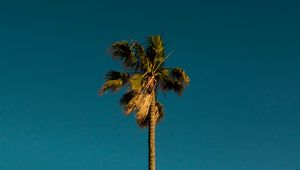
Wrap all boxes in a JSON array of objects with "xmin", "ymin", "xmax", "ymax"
[{"xmin": 0, "ymin": 0, "xmax": 300, "ymax": 170}]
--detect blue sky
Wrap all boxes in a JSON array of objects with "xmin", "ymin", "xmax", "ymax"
[{"xmin": 0, "ymin": 0, "xmax": 300, "ymax": 169}]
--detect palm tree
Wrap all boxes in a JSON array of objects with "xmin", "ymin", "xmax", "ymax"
[{"xmin": 100, "ymin": 35, "xmax": 190, "ymax": 170}]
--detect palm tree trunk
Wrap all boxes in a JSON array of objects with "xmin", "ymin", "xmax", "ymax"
[{"xmin": 149, "ymin": 92, "xmax": 156, "ymax": 170}]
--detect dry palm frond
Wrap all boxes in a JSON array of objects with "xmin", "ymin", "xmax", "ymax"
[
  {"xmin": 120, "ymin": 90, "xmax": 137, "ymax": 114},
  {"xmin": 135, "ymin": 94, "xmax": 152, "ymax": 121},
  {"xmin": 120, "ymin": 91, "xmax": 152, "ymax": 116},
  {"xmin": 154, "ymin": 101, "xmax": 164, "ymax": 123},
  {"xmin": 136, "ymin": 111, "xmax": 150, "ymax": 128},
  {"xmin": 122, "ymin": 93, "xmax": 141, "ymax": 114},
  {"xmin": 136, "ymin": 100, "xmax": 164, "ymax": 128}
]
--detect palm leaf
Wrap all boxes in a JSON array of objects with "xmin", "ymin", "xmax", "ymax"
[
  {"xmin": 105, "ymin": 70, "xmax": 129, "ymax": 81},
  {"xmin": 160, "ymin": 78, "xmax": 185, "ymax": 95},
  {"xmin": 99, "ymin": 79, "xmax": 123, "ymax": 95},
  {"xmin": 149, "ymin": 35, "xmax": 164, "ymax": 54},
  {"xmin": 121, "ymin": 91, "xmax": 152, "ymax": 120},
  {"xmin": 155, "ymin": 68, "xmax": 169, "ymax": 83},
  {"xmin": 136, "ymin": 111, "xmax": 150, "ymax": 128},
  {"xmin": 129, "ymin": 73, "xmax": 143, "ymax": 92},
  {"xmin": 146, "ymin": 35, "xmax": 165, "ymax": 63},
  {"xmin": 110, "ymin": 41, "xmax": 137, "ymax": 68},
  {"xmin": 154, "ymin": 101, "xmax": 164, "ymax": 123},
  {"xmin": 99, "ymin": 70, "xmax": 129, "ymax": 95},
  {"xmin": 120, "ymin": 90, "xmax": 137, "ymax": 114},
  {"xmin": 136, "ymin": 100, "xmax": 164, "ymax": 128},
  {"xmin": 135, "ymin": 94, "xmax": 152, "ymax": 123},
  {"xmin": 171, "ymin": 67, "xmax": 190, "ymax": 85}
]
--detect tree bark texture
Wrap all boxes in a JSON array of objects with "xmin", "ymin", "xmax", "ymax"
[{"xmin": 149, "ymin": 92, "xmax": 156, "ymax": 170}]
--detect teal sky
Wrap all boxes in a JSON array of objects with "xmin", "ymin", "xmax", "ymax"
[{"xmin": 1, "ymin": 0, "xmax": 300, "ymax": 169}]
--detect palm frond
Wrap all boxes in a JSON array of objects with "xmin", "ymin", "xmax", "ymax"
[
  {"xmin": 136, "ymin": 111, "xmax": 150, "ymax": 128},
  {"xmin": 120, "ymin": 91, "xmax": 152, "ymax": 119},
  {"xmin": 136, "ymin": 100, "xmax": 164, "ymax": 128},
  {"xmin": 110, "ymin": 41, "xmax": 137, "ymax": 68},
  {"xmin": 99, "ymin": 79, "xmax": 123, "ymax": 95},
  {"xmin": 160, "ymin": 78, "xmax": 185, "ymax": 95},
  {"xmin": 132, "ymin": 42, "xmax": 146, "ymax": 71},
  {"xmin": 132, "ymin": 42, "xmax": 145, "ymax": 56},
  {"xmin": 155, "ymin": 68, "xmax": 170, "ymax": 83},
  {"xmin": 99, "ymin": 70, "xmax": 129, "ymax": 95},
  {"xmin": 154, "ymin": 101, "xmax": 164, "ymax": 123},
  {"xmin": 149, "ymin": 35, "xmax": 164, "ymax": 54},
  {"xmin": 146, "ymin": 35, "xmax": 165, "ymax": 63},
  {"xmin": 105, "ymin": 70, "xmax": 129, "ymax": 82},
  {"xmin": 135, "ymin": 94, "xmax": 152, "ymax": 122},
  {"xmin": 153, "ymin": 54, "xmax": 165, "ymax": 69},
  {"xmin": 129, "ymin": 73, "xmax": 144, "ymax": 92},
  {"xmin": 120, "ymin": 90, "xmax": 138, "ymax": 114},
  {"xmin": 171, "ymin": 67, "xmax": 190, "ymax": 86}
]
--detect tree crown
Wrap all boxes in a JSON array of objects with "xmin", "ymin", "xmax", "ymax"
[{"xmin": 100, "ymin": 35, "xmax": 190, "ymax": 127}]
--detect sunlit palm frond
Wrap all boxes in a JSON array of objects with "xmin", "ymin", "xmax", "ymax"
[
  {"xmin": 120, "ymin": 90, "xmax": 137, "ymax": 114},
  {"xmin": 122, "ymin": 94, "xmax": 139, "ymax": 115},
  {"xmin": 110, "ymin": 41, "xmax": 137, "ymax": 68},
  {"xmin": 136, "ymin": 112, "xmax": 150, "ymax": 128},
  {"xmin": 146, "ymin": 35, "xmax": 165, "ymax": 64},
  {"xmin": 136, "ymin": 100, "xmax": 164, "ymax": 128},
  {"xmin": 153, "ymin": 54, "xmax": 165, "ymax": 69},
  {"xmin": 149, "ymin": 35, "xmax": 164, "ymax": 54},
  {"xmin": 121, "ymin": 91, "xmax": 152, "ymax": 119},
  {"xmin": 135, "ymin": 93, "xmax": 152, "ymax": 125},
  {"xmin": 129, "ymin": 73, "xmax": 144, "ymax": 92},
  {"xmin": 99, "ymin": 71, "xmax": 129, "ymax": 95},
  {"xmin": 99, "ymin": 79, "xmax": 123, "ymax": 95},
  {"xmin": 136, "ymin": 98, "xmax": 152, "ymax": 128},
  {"xmin": 152, "ymin": 35, "xmax": 166, "ymax": 67}
]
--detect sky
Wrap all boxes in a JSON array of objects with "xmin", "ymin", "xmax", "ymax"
[{"xmin": 0, "ymin": 0, "xmax": 300, "ymax": 170}]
